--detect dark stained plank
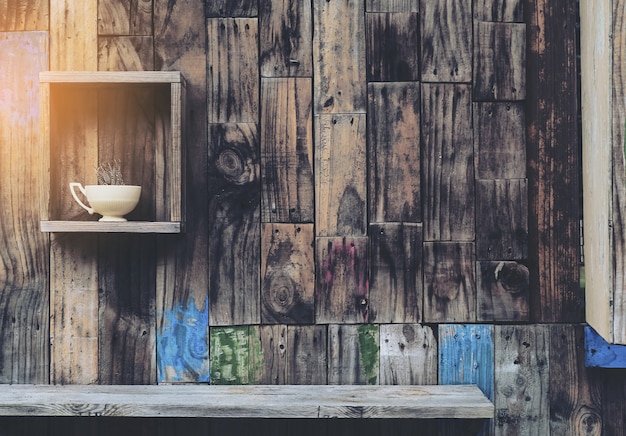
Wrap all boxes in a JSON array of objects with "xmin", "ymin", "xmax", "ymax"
[
  {"xmin": 601, "ymin": 370, "xmax": 626, "ymax": 436},
  {"xmin": 369, "ymin": 223, "xmax": 422, "ymax": 323},
  {"xmin": 477, "ymin": 261, "xmax": 529, "ymax": 322},
  {"xmin": 526, "ymin": 0, "xmax": 582, "ymax": 323},
  {"xmin": 474, "ymin": 102, "xmax": 526, "ymax": 179},
  {"xmin": 313, "ymin": 0, "xmax": 366, "ymax": 113},
  {"xmin": 423, "ymin": 242, "xmax": 476, "ymax": 323},
  {"xmin": 249, "ymin": 324, "xmax": 287, "ymax": 384},
  {"xmin": 421, "ymin": 83, "xmax": 474, "ymax": 241},
  {"xmin": 316, "ymin": 237, "xmax": 369, "ymax": 324},
  {"xmin": 261, "ymin": 224, "xmax": 315, "ymax": 324},
  {"xmin": 474, "ymin": 0, "xmax": 523, "ymax": 22},
  {"xmin": 0, "ymin": 32, "xmax": 49, "ymax": 384},
  {"xmin": 210, "ymin": 326, "xmax": 251, "ymax": 385},
  {"xmin": 259, "ymin": 0, "xmax": 312, "ymax": 77},
  {"xmin": 98, "ymin": 0, "xmax": 152, "ymax": 36},
  {"xmin": 366, "ymin": 0, "xmax": 418, "ymax": 12},
  {"xmin": 473, "ymin": 21, "xmax": 526, "ymax": 101},
  {"xmin": 420, "ymin": 0, "xmax": 471, "ymax": 83},
  {"xmin": 207, "ymin": 18, "xmax": 259, "ymax": 123},
  {"xmin": 205, "ymin": 1, "xmax": 258, "ymax": 17},
  {"xmin": 0, "ymin": 0, "xmax": 48, "ymax": 31},
  {"xmin": 549, "ymin": 325, "xmax": 602, "ymax": 435},
  {"xmin": 476, "ymin": 179, "xmax": 528, "ymax": 261},
  {"xmin": 328, "ymin": 324, "xmax": 379, "ymax": 385},
  {"xmin": 287, "ymin": 325, "xmax": 327, "ymax": 384},
  {"xmin": 315, "ymin": 114, "xmax": 367, "ymax": 236},
  {"xmin": 494, "ymin": 325, "xmax": 549, "ymax": 434},
  {"xmin": 154, "ymin": 0, "xmax": 210, "ymax": 381},
  {"xmin": 98, "ymin": 36, "xmax": 154, "ymax": 71},
  {"xmin": 379, "ymin": 324, "xmax": 437, "ymax": 385},
  {"xmin": 366, "ymin": 12, "xmax": 419, "ymax": 82},
  {"xmin": 367, "ymin": 82, "xmax": 420, "ymax": 223},
  {"xmin": 260, "ymin": 78, "xmax": 314, "ymax": 223}
]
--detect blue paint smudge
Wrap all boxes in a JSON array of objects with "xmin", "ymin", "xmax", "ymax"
[{"xmin": 158, "ymin": 296, "xmax": 210, "ymax": 382}]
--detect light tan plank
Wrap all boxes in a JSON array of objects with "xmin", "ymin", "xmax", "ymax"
[
  {"xmin": 50, "ymin": 0, "xmax": 98, "ymax": 71},
  {"xmin": 0, "ymin": 0, "xmax": 48, "ymax": 31},
  {"xmin": 98, "ymin": 36, "xmax": 154, "ymax": 71},
  {"xmin": 380, "ymin": 324, "xmax": 437, "ymax": 385}
]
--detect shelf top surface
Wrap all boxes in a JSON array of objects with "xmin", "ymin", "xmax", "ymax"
[
  {"xmin": 40, "ymin": 221, "xmax": 182, "ymax": 234},
  {"xmin": 40, "ymin": 71, "xmax": 183, "ymax": 84}
]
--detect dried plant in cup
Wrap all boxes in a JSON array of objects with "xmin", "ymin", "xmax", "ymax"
[{"xmin": 96, "ymin": 160, "xmax": 125, "ymax": 185}]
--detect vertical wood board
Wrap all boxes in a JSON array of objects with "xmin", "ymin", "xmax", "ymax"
[
  {"xmin": 98, "ymin": 36, "xmax": 155, "ymax": 71},
  {"xmin": 379, "ymin": 324, "xmax": 437, "ymax": 385},
  {"xmin": 50, "ymin": 0, "xmax": 98, "ymax": 70},
  {"xmin": 478, "ymin": 260, "xmax": 529, "ymax": 322},
  {"xmin": 328, "ymin": 324, "xmax": 380, "ymax": 385},
  {"xmin": 98, "ymin": 0, "xmax": 152, "ymax": 36},
  {"xmin": 249, "ymin": 324, "xmax": 287, "ymax": 384},
  {"xmin": 0, "ymin": 0, "xmax": 49, "ymax": 30},
  {"xmin": 366, "ymin": 0, "xmax": 419, "ymax": 12},
  {"xmin": 210, "ymin": 326, "xmax": 250, "ymax": 384},
  {"xmin": 287, "ymin": 325, "xmax": 327, "ymax": 384},
  {"xmin": 474, "ymin": 0, "xmax": 523, "ymax": 22},
  {"xmin": 205, "ymin": 1, "xmax": 258, "ymax": 17}
]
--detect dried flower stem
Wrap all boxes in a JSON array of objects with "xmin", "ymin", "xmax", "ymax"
[{"xmin": 96, "ymin": 160, "xmax": 125, "ymax": 185}]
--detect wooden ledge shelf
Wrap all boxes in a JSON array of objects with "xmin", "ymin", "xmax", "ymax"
[
  {"xmin": 40, "ymin": 221, "xmax": 182, "ymax": 233},
  {"xmin": 0, "ymin": 384, "xmax": 493, "ymax": 419}
]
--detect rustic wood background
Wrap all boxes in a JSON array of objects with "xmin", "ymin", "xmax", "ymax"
[{"xmin": 0, "ymin": 0, "xmax": 624, "ymax": 435}]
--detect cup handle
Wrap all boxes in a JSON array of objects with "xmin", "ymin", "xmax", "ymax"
[{"xmin": 69, "ymin": 182, "xmax": 95, "ymax": 215}]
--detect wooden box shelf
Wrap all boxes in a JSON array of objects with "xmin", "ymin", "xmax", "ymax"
[{"xmin": 39, "ymin": 71, "xmax": 186, "ymax": 233}]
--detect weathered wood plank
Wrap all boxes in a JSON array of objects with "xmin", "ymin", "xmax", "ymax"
[
  {"xmin": 474, "ymin": 0, "xmax": 523, "ymax": 22},
  {"xmin": 207, "ymin": 18, "xmax": 259, "ymax": 123},
  {"xmin": 260, "ymin": 78, "xmax": 314, "ymax": 222},
  {"xmin": 420, "ymin": 0, "xmax": 471, "ymax": 83},
  {"xmin": 249, "ymin": 324, "xmax": 287, "ymax": 384},
  {"xmin": 259, "ymin": 0, "xmax": 312, "ymax": 77},
  {"xmin": 421, "ymin": 83, "xmax": 474, "ymax": 241},
  {"xmin": 367, "ymin": 82, "xmax": 420, "ymax": 223},
  {"xmin": 0, "ymin": 0, "xmax": 48, "ymax": 30},
  {"xmin": 205, "ymin": 1, "xmax": 258, "ymax": 17},
  {"xmin": 154, "ymin": 0, "xmax": 210, "ymax": 382},
  {"xmin": 494, "ymin": 325, "xmax": 549, "ymax": 435},
  {"xmin": 315, "ymin": 114, "xmax": 367, "ymax": 236},
  {"xmin": 584, "ymin": 326, "xmax": 626, "ymax": 368},
  {"xmin": 328, "ymin": 324, "xmax": 379, "ymax": 385},
  {"xmin": 0, "ymin": 384, "xmax": 494, "ymax": 419},
  {"xmin": 50, "ymin": 0, "xmax": 98, "ymax": 70},
  {"xmin": 380, "ymin": 324, "xmax": 437, "ymax": 385},
  {"xmin": 366, "ymin": 0, "xmax": 418, "ymax": 12},
  {"xmin": 261, "ymin": 224, "xmax": 315, "ymax": 324},
  {"xmin": 313, "ymin": 0, "xmax": 366, "ymax": 113},
  {"xmin": 210, "ymin": 326, "xmax": 250, "ymax": 385},
  {"xmin": 549, "ymin": 325, "xmax": 602, "ymax": 435},
  {"xmin": 98, "ymin": 0, "xmax": 152, "ymax": 36},
  {"xmin": 423, "ymin": 242, "xmax": 476, "ymax": 323},
  {"xmin": 316, "ymin": 237, "xmax": 369, "ymax": 324},
  {"xmin": 474, "ymin": 102, "xmax": 526, "ymax": 179},
  {"xmin": 527, "ymin": 0, "xmax": 582, "ymax": 323},
  {"xmin": 476, "ymin": 179, "xmax": 528, "ymax": 260},
  {"xmin": 366, "ymin": 12, "xmax": 419, "ymax": 82},
  {"xmin": 369, "ymin": 223, "xmax": 422, "ymax": 323},
  {"xmin": 287, "ymin": 325, "xmax": 328, "ymax": 384},
  {"xmin": 473, "ymin": 21, "xmax": 526, "ymax": 101},
  {"xmin": 0, "ymin": 32, "xmax": 49, "ymax": 384},
  {"xmin": 98, "ymin": 36, "xmax": 154, "ymax": 71},
  {"xmin": 477, "ymin": 261, "xmax": 529, "ymax": 322}
]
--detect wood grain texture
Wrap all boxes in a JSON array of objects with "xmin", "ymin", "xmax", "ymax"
[
  {"xmin": 313, "ymin": 0, "xmax": 366, "ymax": 113},
  {"xmin": 494, "ymin": 325, "xmax": 549, "ymax": 435},
  {"xmin": 478, "ymin": 261, "xmax": 529, "ymax": 322},
  {"xmin": 261, "ymin": 224, "xmax": 315, "ymax": 324},
  {"xmin": 421, "ymin": 83, "xmax": 474, "ymax": 241},
  {"xmin": 259, "ymin": 0, "xmax": 312, "ymax": 77},
  {"xmin": 98, "ymin": 36, "xmax": 154, "ymax": 71},
  {"xmin": 420, "ymin": 0, "xmax": 471, "ymax": 83},
  {"xmin": 526, "ymin": 0, "xmax": 582, "ymax": 323},
  {"xmin": 210, "ymin": 326, "xmax": 251, "ymax": 385},
  {"xmin": 315, "ymin": 114, "xmax": 367, "ymax": 236},
  {"xmin": 0, "ymin": 0, "xmax": 48, "ymax": 30},
  {"xmin": 328, "ymin": 324, "xmax": 379, "ymax": 385},
  {"xmin": 316, "ymin": 237, "xmax": 369, "ymax": 324},
  {"xmin": 50, "ymin": 0, "xmax": 98, "ymax": 70},
  {"xmin": 207, "ymin": 18, "xmax": 259, "ymax": 123},
  {"xmin": 261, "ymin": 78, "xmax": 314, "ymax": 222},
  {"xmin": 205, "ymin": 1, "xmax": 258, "ymax": 17},
  {"xmin": 474, "ymin": 102, "xmax": 526, "ymax": 179},
  {"xmin": 423, "ymin": 242, "xmax": 476, "ymax": 323},
  {"xmin": 98, "ymin": 0, "xmax": 152, "ymax": 36},
  {"xmin": 287, "ymin": 325, "xmax": 327, "ymax": 384},
  {"xmin": 584, "ymin": 326, "xmax": 626, "ymax": 368},
  {"xmin": 473, "ymin": 21, "xmax": 526, "ymax": 101},
  {"xmin": 380, "ymin": 324, "xmax": 437, "ymax": 385},
  {"xmin": 549, "ymin": 325, "xmax": 602, "ymax": 435},
  {"xmin": 368, "ymin": 223, "xmax": 422, "ymax": 323},
  {"xmin": 0, "ymin": 32, "xmax": 49, "ymax": 384},
  {"xmin": 474, "ymin": 0, "xmax": 523, "ymax": 22},
  {"xmin": 476, "ymin": 179, "xmax": 528, "ymax": 260},
  {"xmin": 366, "ymin": 0, "xmax": 418, "ymax": 12},
  {"xmin": 366, "ymin": 12, "xmax": 419, "ymax": 82},
  {"xmin": 249, "ymin": 324, "xmax": 287, "ymax": 384},
  {"xmin": 367, "ymin": 82, "xmax": 420, "ymax": 223}
]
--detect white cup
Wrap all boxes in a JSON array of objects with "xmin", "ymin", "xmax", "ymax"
[{"xmin": 70, "ymin": 183, "xmax": 141, "ymax": 222}]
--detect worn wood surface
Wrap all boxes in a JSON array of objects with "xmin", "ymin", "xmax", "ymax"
[
  {"xmin": 250, "ymin": 324, "xmax": 287, "ymax": 384},
  {"xmin": 474, "ymin": 0, "xmax": 523, "ymax": 22},
  {"xmin": 260, "ymin": 78, "xmax": 314, "ymax": 223},
  {"xmin": 98, "ymin": 0, "xmax": 152, "ymax": 36},
  {"xmin": 205, "ymin": 1, "xmax": 258, "ymax": 17},
  {"xmin": 50, "ymin": 0, "xmax": 97, "ymax": 70},
  {"xmin": 584, "ymin": 326, "xmax": 626, "ymax": 368},
  {"xmin": 98, "ymin": 36, "xmax": 154, "ymax": 71},
  {"xmin": 366, "ymin": 12, "xmax": 419, "ymax": 82},
  {"xmin": 367, "ymin": 82, "xmax": 420, "ymax": 223},
  {"xmin": 367, "ymin": 0, "xmax": 418, "ymax": 12},
  {"xmin": 380, "ymin": 324, "xmax": 437, "ymax": 385},
  {"xmin": 477, "ymin": 261, "xmax": 529, "ymax": 322},
  {"xmin": 315, "ymin": 114, "xmax": 367, "ymax": 236},
  {"xmin": 287, "ymin": 325, "xmax": 327, "ymax": 384},
  {"xmin": 328, "ymin": 324, "xmax": 379, "ymax": 385},
  {"xmin": 0, "ymin": 0, "xmax": 48, "ymax": 30},
  {"xmin": 368, "ymin": 223, "xmax": 422, "ymax": 323}
]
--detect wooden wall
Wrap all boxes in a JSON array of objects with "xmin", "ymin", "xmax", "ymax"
[{"xmin": 1, "ymin": 0, "xmax": 626, "ymax": 435}]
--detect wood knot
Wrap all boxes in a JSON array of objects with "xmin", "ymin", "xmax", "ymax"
[{"xmin": 216, "ymin": 147, "xmax": 256, "ymax": 185}]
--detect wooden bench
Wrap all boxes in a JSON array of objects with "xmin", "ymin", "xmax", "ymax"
[{"xmin": 0, "ymin": 384, "xmax": 493, "ymax": 419}]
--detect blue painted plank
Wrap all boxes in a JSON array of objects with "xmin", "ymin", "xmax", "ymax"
[
  {"xmin": 585, "ymin": 325, "xmax": 626, "ymax": 368},
  {"xmin": 439, "ymin": 324, "xmax": 494, "ymax": 401}
]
